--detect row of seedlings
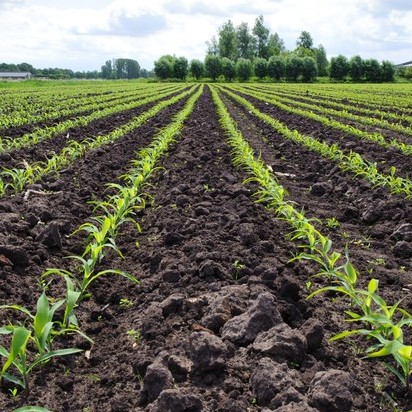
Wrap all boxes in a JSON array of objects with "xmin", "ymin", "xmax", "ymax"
[
  {"xmin": 211, "ymin": 84, "xmax": 412, "ymax": 392},
  {"xmin": 0, "ymin": 85, "xmax": 204, "ymax": 410},
  {"xmin": 0, "ymin": 86, "xmax": 198, "ymax": 196},
  {"xmin": 248, "ymin": 84, "xmax": 412, "ymax": 126},
  {"xmin": 231, "ymin": 85, "xmax": 412, "ymax": 156},
  {"xmin": 0, "ymin": 84, "xmax": 185, "ymax": 152},
  {"xmin": 218, "ymin": 86, "xmax": 412, "ymax": 199}
]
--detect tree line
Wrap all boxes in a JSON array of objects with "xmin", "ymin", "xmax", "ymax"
[
  {"xmin": 154, "ymin": 15, "xmax": 397, "ymax": 83},
  {"xmin": 0, "ymin": 59, "xmax": 153, "ymax": 80}
]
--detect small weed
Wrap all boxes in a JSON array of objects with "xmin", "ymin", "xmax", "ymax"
[
  {"xmin": 368, "ymin": 257, "xmax": 386, "ymax": 266},
  {"xmin": 127, "ymin": 329, "xmax": 142, "ymax": 343},
  {"xmin": 232, "ymin": 260, "xmax": 245, "ymax": 280},
  {"xmin": 119, "ymin": 298, "xmax": 134, "ymax": 308}
]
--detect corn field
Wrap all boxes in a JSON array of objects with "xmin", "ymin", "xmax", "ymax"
[{"xmin": 0, "ymin": 81, "xmax": 412, "ymax": 412}]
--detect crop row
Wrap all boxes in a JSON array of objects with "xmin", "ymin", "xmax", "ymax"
[
  {"xmin": 263, "ymin": 83, "xmax": 412, "ymax": 110},
  {"xmin": 0, "ymin": 85, "xmax": 186, "ymax": 153},
  {"xmin": 247, "ymin": 84, "xmax": 412, "ymax": 128},
  {"xmin": 0, "ymin": 85, "xmax": 203, "ymax": 408},
  {"xmin": 210, "ymin": 84, "xmax": 412, "ymax": 392},
  {"xmin": 230, "ymin": 85, "xmax": 412, "ymax": 158},
  {"xmin": 0, "ymin": 86, "xmax": 197, "ymax": 196},
  {"xmin": 219, "ymin": 85, "xmax": 412, "ymax": 198},
  {"xmin": 0, "ymin": 84, "xmax": 180, "ymax": 130}
]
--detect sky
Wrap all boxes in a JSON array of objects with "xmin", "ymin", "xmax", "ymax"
[{"xmin": 0, "ymin": 0, "xmax": 411, "ymax": 72}]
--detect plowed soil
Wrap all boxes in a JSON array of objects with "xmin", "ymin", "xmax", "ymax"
[{"xmin": 0, "ymin": 85, "xmax": 411, "ymax": 412}]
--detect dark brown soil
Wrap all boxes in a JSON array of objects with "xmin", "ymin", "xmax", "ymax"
[{"xmin": 0, "ymin": 85, "xmax": 411, "ymax": 412}]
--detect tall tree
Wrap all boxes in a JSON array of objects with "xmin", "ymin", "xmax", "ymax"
[
  {"xmin": 349, "ymin": 55, "xmax": 364, "ymax": 81},
  {"xmin": 285, "ymin": 55, "xmax": 303, "ymax": 81},
  {"xmin": 267, "ymin": 33, "xmax": 285, "ymax": 56},
  {"xmin": 267, "ymin": 56, "xmax": 285, "ymax": 80},
  {"xmin": 254, "ymin": 58, "xmax": 268, "ymax": 79},
  {"xmin": 329, "ymin": 55, "xmax": 349, "ymax": 80},
  {"xmin": 380, "ymin": 60, "xmax": 395, "ymax": 82},
  {"xmin": 236, "ymin": 22, "xmax": 254, "ymax": 60},
  {"xmin": 253, "ymin": 15, "xmax": 270, "ymax": 59},
  {"xmin": 313, "ymin": 45, "xmax": 328, "ymax": 77},
  {"xmin": 218, "ymin": 20, "xmax": 238, "ymax": 60},
  {"xmin": 101, "ymin": 60, "xmax": 113, "ymax": 79},
  {"xmin": 301, "ymin": 56, "xmax": 318, "ymax": 82},
  {"xmin": 236, "ymin": 58, "xmax": 253, "ymax": 81},
  {"xmin": 206, "ymin": 35, "xmax": 219, "ymax": 55},
  {"xmin": 205, "ymin": 54, "xmax": 222, "ymax": 81},
  {"xmin": 363, "ymin": 58, "xmax": 381, "ymax": 82},
  {"xmin": 173, "ymin": 56, "xmax": 188, "ymax": 80},
  {"xmin": 221, "ymin": 57, "xmax": 236, "ymax": 81},
  {"xmin": 154, "ymin": 55, "xmax": 175, "ymax": 80},
  {"xmin": 114, "ymin": 58, "xmax": 140, "ymax": 79},
  {"xmin": 296, "ymin": 31, "xmax": 314, "ymax": 50},
  {"xmin": 190, "ymin": 59, "xmax": 205, "ymax": 80}
]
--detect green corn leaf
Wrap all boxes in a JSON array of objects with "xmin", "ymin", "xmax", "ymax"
[
  {"xmin": 0, "ymin": 326, "xmax": 14, "ymax": 335},
  {"xmin": 100, "ymin": 216, "xmax": 112, "ymax": 239},
  {"xmin": 367, "ymin": 278, "xmax": 379, "ymax": 293},
  {"xmin": 2, "ymin": 372, "xmax": 25, "ymax": 388},
  {"xmin": 398, "ymin": 345, "xmax": 412, "ymax": 361},
  {"xmin": 366, "ymin": 340, "xmax": 402, "ymax": 358},
  {"xmin": 343, "ymin": 259, "xmax": 357, "ymax": 285},
  {"xmin": 28, "ymin": 348, "xmax": 83, "ymax": 373},
  {"xmin": 345, "ymin": 310, "xmax": 361, "ymax": 319},
  {"xmin": 329, "ymin": 329, "xmax": 362, "ymax": 341},
  {"xmin": 384, "ymin": 362, "xmax": 407, "ymax": 386},
  {"xmin": 1, "ymin": 327, "xmax": 31, "ymax": 375},
  {"xmin": 0, "ymin": 344, "xmax": 10, "ymax": 358},
  {"xmin": 33, "ymin": 292, "xmax": 50, "ymax": 339},
  {"xmin": 0, "ymin": 304, "xmax": 33, "ymax": 319},
  {"xmin": 12, "ymin": 406, "xmax": 53, "ymax": 412}
]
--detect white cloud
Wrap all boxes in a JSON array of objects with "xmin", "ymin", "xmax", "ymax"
[{"xmin": 0, "ymin": 0, "xmax": 411, "ymax": 71}]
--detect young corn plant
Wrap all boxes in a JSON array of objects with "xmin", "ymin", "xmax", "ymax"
[{"xmin": 0, "ymin": 292, "xmax": 86, "ymax": 397}]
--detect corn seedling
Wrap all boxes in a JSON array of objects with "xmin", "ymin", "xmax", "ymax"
[
  {"xmin": 0, "ymin": 292, "xmax": 85, "ymax": 397},
  {"xmin": 43, "ymin": 257, "xmax": 138, "ymax": 303}
]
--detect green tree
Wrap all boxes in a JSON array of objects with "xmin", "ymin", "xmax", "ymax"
[
  {"xmin": 380, "ymin": 60, "xmax": 395, "ymax": 82},
  {"xmin": 398, "ymin": 65, "xmax": 412, "ymax": 80},
  {"xmin": 221, "ymin": 57, "xmax": 236, "ymax": 81},
  {"xmin": 205, "ymin": 54, "xmax": 222, "ymax": 81},
  {"xmin": 206, "ymin": 35, "xmax": 219, "ymax": 55},
  {"xmin": 218, "ymin": 20, "xmax": 238, "ymax": 60},
  {"xmin": 114, "ymin": 58, "xmax": 140, "ymax": 79},
  {"xmin": 18, "ymin": 62, "xmax": 35, "ymax": 73},
  {"xmin": 154, "ymin": 55, "xmax": 175, "ymax": 80},
  {"xmin": 363, "ymin": 58, "xmax": 381, "ymax": 82},
  {"xmin": 285, "ymin": 55, "xmax": 303, "ymax": 81},
  {"xmin": 313, "ymin": 45, "xmax": 328, "ymax": 76},
  {"xmin": 190, "ymin": 59, "xmax": 205, "ymax": 80},
  {"xmin": 236, "ymin": 58, "xmax": 253, "ymax": 81},
  {"xmin": 173, "ymin": 56, "xmax": 188, "ymax": 80},
  {"xmin": 301, "ymin": 56, "xmax": 318, "ymax": 82},
  {"xmin": 236, "ymin": 22, "xmax": 254, "ymax": 59},
  {"xmin": 329, "ymin": 55, "xmax": 349, "ymax": 80},
  {"xmin": 254, "ymin": 57, "xmax": 268, "ymax": 80},
  {"xmin": 296, "ymin": 30, "xmax": 314, "ymax": 50},
  {"xmin": 101, "ymin": 60, "xmax": 113, "ymax": 79},
  {"xmin": 267, "ymin": 55, "xmax": 285, "ymax": 81},
  {"xmin": 253, "ymin": 15, "xmax": 270, "ymax": 59},
  {"xmin": 267, "ymin": 33, "xmax": 285, "ymax": 56},
  {"xmin": 349, "ymin": 55, "xmax": 364, "ymax": 82}
]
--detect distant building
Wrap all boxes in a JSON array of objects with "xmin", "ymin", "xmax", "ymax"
[
  {"xmin": 0, "ymin": 71, "xmax": 32, "ymax": 79},
  {"xmin": 397, "ymin": 61, "xmax": 412, "ymax": 67}
]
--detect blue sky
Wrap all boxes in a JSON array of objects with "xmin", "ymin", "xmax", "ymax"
[{"xmin": 1, "ymin": 0, "xmax": 411, "ymax": 71}]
